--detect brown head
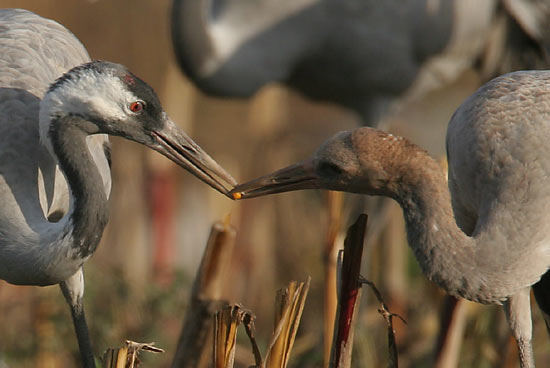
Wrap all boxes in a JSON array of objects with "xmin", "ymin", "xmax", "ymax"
[{"xmin": 230, "ymin": 127, "xmax": 432, "ymax": 200}]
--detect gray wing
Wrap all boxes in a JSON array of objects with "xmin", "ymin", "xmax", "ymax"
[
  {"xmin": 0, "ymin": 9, "xmax": 90, "ymax": 96},
  {"xmin": 446, "ymin": 71, "xmax": 550, "ymax": 295},
  {"xmin": 0, "ymin": 9, "xmax": 110, "ymax": 241}
]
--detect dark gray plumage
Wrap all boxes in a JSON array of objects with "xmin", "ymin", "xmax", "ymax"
[
  {"xmin": 231, "ymin": 71, "xmax": 550, "ymax": 368},
  {"xmin": 172, "ymin": 0, "xmax": 550, "ymax": 124},
  {"xmin": 0, "ymin": 9, "xmax": 235, "ymax": 367}
]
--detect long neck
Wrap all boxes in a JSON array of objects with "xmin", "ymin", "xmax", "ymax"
[
  {"xmin": 173, "ymin": 0, "xmax": 324, "ymax": 91},
  {"xmin": 390, "ymin": 151, "xmax": 504, "ymax": 304},
  {"xmin": 49, "ymin": 116, "xmax": 109, "ymax": 261}
]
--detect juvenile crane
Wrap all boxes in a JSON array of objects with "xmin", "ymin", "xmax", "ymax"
[
  {"xmin": 174, "ymin": 1, "xmax": 550, "ymax": 363},
  {"xmin": 0, "ymin": 9, "xmax": 235, "ymax": 367},
  {"xmin": 231, "ymin": 70, "xmax": 550, "ymax": 368}
]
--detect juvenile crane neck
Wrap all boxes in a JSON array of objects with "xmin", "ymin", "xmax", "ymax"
[{"xmin": 386, "ymin": 147, "xmax": 504, "ymax": 303}]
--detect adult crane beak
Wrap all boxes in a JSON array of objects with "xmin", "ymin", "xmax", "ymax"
[
  {"xmin": 150, "ymin": 117, "xmax": 237, "ymax": 198},
  {"xmin": 229, "ymin": 159, "xmax": 318, "ymax": 199}
]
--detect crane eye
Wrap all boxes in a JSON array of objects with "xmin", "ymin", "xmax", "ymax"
[
  {"xmin": 318, "ymin": 161, "xmax": 343, "ymax": 176},
  {"xmin": 129, "ymin": 101, "xmax": 145, "ymax": 113}
]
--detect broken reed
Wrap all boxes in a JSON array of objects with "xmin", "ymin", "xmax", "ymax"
[
  {"xmin": 172, "ymin": 220, "xmax": 237, "ymax": 368},
  {"xmin": 329, "ymin": 214, "xmax": 367, "ymax": 368},
  {"xmin": 102, "ymin": 340, "xmax": 163, "ymax": 368},
  {"xmin": 213, "ymin": 278, "xmax": 311, "ymax": 368},
  {"xmin": 324, "ymin": 191, "xmax": 344, "ymax": 365},
  {"xmin": 329, "ymin": 213, "xmax": 403, "ymax": 368},
  {"xmin": 165, "ymin": 213, "xmax": 403, "ymax": 368},
  {"xmin": 264, "ymin": 279, "xmax": 311, "ymax": 368}
]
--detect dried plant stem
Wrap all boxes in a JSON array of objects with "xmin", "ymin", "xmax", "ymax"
[
  {"xmin": 324, "ymin": 191, "xmax": 344, "ymax": 367},
  {"xmin": 210, "ymin": 278, "xmax": 310, "ymax": 368},
  {"xmin": 264, "ymin": 278, "xmax": 311, "ymax": 368},
  {"xmin": 329, "ymin": 214, "xmax": 367, "ymax": 368},
  {"xmin": 212, "ymin": 304, "xmax": 261, "ymax": 368},
  {"xmin": 359, "ymin": 277, "xmax": 406, "ymax": 368},
  {"xmin": 434, "ymin": 297, "xmax": 468, "ymax": 368},
  {"xmin": 214, "ymin": 305, "xmax": 242, "ymax": 368},
  {"xmin": 172, "ymin": 221, "xmax": 236, "ymax": 368},
  {"xmin": 102, "ymin": 340, "xmax": 164, "ymax": 368},
  {"xmin": 242, "ymin": 311, "xmax": 263, "ymax": 367}
]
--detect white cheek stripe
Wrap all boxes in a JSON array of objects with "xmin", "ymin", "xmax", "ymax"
[{"xmin": 39, "ymin": 71, "xmax": 138, "ymax": 155}]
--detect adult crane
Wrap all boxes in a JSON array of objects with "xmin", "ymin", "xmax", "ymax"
[
  {"xmin": 0, "ymin": 9, "xmax": 235, "ymax": 367},
  {"xmin": 231, "ymin": 70, "xmax": 550, "ymax": 368},
  {"xmin": 171, "ymin": 0, "xmax": 550, "ymax": 124}
]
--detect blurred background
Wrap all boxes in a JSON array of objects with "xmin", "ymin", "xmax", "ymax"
[{"xmin": 0, "ymin": 0, "xmax": 549, "ymax": 367}]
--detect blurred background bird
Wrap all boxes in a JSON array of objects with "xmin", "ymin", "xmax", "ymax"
[{"xmin": 1, "ymin": 0, "xmax": 550, "ymax": 367}]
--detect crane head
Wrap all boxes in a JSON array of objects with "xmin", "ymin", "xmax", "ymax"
[
  {"xmin": 230, "ymin": 127, "xmax": 414, "ymax": 199},
  {"xmin": 39, "ymin": 60, "xmax": 236, "ymax": 197}
]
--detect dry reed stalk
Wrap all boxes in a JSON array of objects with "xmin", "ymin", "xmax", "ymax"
[
  {"xmin": 213, "ymin": 305, "xmax": 241, "ymax": 368},
  {"xmin": 102, "ymin": 340, "xmax": 164, "ymax": 368},
  {"xmin": 324, "ymin": 191, "xmax": 343, "ymax": 367},
  {"xmin": 329, "ymin": 214, "xmax": 367, "ymax": 368},
  {"xmin": 242, "ymin": 311, "xmax": 263, "ymax": 366},
  {"xmin": 172, "ymin": 220, "xmax": 236, "ymax": 368},
  {"xmin": 359, "ymin": 278, "xmax": 405, "ymax": 368},
  {"xmin": 434, "ymin": 297, "xmax": 468, "ymax": 368},
  {"xmin": 264, "ymin": 278, "xmax": 311, "ymax": 368},
  {"xmin": 210, "ymin": 279, "xmax": 310, "ymax": 368},
  {"xmin": 213, "ymin": 305, "xmax": 262, "ymax": 368},
  {"xmin": 379, "ymin": 201, "xmax": 408, "ymax": 342}
]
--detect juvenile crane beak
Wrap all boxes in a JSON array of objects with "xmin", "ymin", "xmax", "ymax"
[
  {"xmin": 150, "ymin": 117, "xmax": 237, "ymax": 198},
  {"xmin": 230, "ymin": 159, "xmax": 318, "ymax": 199}
]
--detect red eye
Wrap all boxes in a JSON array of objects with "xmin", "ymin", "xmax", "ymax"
[{"xmin": 129, "ymin": 101, "xmax": 145, "ymax": 113}]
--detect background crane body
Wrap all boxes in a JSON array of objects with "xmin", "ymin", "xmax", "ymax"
[
  {"xmin": 172, "ymin": 0, "xmax": 550, "ymax": 124},
  {"xmin": 173, "ymin": 0, "xmax": 455, "ymax": 122}
]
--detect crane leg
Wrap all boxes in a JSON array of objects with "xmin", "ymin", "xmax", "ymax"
[
  {"xmin": 503, "ymin": 287, "xmax": 535, "ymax": 368},
  {"xmin": 59, "ymin": 268, "xmax": 95, "ymax": 368}
]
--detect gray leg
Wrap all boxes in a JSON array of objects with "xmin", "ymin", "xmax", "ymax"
[
  {"xmin": 503, "ymin": 288, "xmax": 535, "ymax": 368},
  {"xmin": 59, "ymin": 268, "xmax": 95, "ymax": 368}
]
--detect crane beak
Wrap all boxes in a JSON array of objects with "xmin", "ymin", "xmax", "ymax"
[
  {"xmin": 150, "ymin": 117, "xmax": 237, "ymax": 198},
  {"xmin": 229, "ymin": 160, "xmax": 318, "ymax": 199}
]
